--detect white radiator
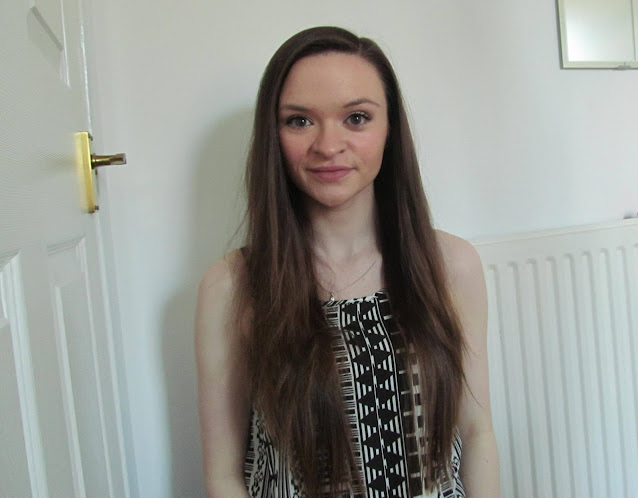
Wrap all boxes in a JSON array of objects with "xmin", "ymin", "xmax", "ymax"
[{"xmin": 474, "ymin": 219, "xmax": 638, "ymax": 498}]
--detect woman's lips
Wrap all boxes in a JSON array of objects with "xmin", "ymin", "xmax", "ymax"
[{"xmin": 308, "ymin": 166, "xmax": 351, "ymax": 182}]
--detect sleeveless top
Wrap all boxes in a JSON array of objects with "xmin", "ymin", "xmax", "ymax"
[{"xmin": 244, "ymin": 290, "xmax": 465, "ymax": 497}]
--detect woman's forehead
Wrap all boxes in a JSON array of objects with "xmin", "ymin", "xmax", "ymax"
[{"xmin": 279, "ymin": 52, "xmax": 386, "ymax": 110}]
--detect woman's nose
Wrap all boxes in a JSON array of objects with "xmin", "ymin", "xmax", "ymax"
[{"xmin": 310, "ymin": 124, "xmax": 346, "ymax": 158}]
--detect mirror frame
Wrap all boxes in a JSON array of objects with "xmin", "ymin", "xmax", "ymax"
[{"xmin": 557, "ymin": 0, "xmax": 638, "ymax": 69}]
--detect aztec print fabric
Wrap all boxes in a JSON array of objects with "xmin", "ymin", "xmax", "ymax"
[{"xmin": 244, "ymin": 290, "xmax": 465, "ymax": 497}]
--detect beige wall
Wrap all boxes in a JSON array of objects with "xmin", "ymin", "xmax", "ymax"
[{"xmin": 86, "ymin": 1, "xmax": 638, "ymax": 496}]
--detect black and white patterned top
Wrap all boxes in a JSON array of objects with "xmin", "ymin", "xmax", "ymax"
[{"xmin": 244, "ymin": 290, "xmax": 465, "ymax": 497}]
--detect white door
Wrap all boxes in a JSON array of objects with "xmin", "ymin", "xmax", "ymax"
[{"xmin": 0, "ymin": 0, "xmax": 129, "ymax": 496}]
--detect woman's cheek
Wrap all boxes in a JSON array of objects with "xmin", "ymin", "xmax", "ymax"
[{"xmin": 279, "ymin": 134, "xmax": 305, "ymax": 170}]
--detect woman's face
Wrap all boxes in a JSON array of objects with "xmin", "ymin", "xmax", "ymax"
[{"xmin": 278, "ymin": 52, "xmax": 388, "ymax": 210}]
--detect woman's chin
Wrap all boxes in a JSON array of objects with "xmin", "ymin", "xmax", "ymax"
[
  {"xmin": 303, "ymin": 186, "xmax": 375, "ymax": 212},
  {"xmin": 305, "ymin": 196, "xmax": 361, "ymax": 213}
]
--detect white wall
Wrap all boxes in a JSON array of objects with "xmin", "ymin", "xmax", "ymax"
[{"xmin": 85, "ymin": 1, "xmax": 638, "ymax": 496}]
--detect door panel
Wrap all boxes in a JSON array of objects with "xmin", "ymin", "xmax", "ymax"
[
  {"xmin": 49, "ymin": 239, "xmax": 111, "ymax": 496},
  {"xmin": 0, "ymin": 254, "xmax": 37, "ymax": 498}
]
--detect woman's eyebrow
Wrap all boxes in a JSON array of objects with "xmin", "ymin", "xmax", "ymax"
[
  {"xmin": 279, "ymin": 103, "xmax": 310, "ymax": 112},
  {"xmin": 279, "ymin": 98, "xmax": 381, "ymax": 113},
  {"xmin": 343, "ymin": 98, "xmax": 381, "ymax": 108}
]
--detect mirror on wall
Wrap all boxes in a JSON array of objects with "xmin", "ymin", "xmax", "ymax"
[{"xmin": 557, "ymin": 0, "xmax": 638, "ymax": 68}]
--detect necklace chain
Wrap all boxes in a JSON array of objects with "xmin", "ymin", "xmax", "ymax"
[{"xmin": 317, "ymin": 257, "xmax": 378, "ymax": 304}]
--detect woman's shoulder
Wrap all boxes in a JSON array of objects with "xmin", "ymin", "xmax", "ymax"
[
  {"xmin": 198, "ymin": 249, "xmax": 246, "ymax": 297},
  {"xmin": 196, "ymin": 249, "xmax": 247, "ymax": 334},
  {"xmin": 195, "ymin": 249, "xmax": 252, "ymax": 365},
  {"xmin": 434, "ymin": 230, "xmax": 487, "ymax": 336},
  {"xmin": 434, "ymin": 229, "xmax": 483, "ymax": 284}
]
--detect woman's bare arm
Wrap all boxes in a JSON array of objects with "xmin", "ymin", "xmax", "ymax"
[
  {"xmin": 195, "ymin": 252, "xmax": 251, "ymax": 498},
  {"xmin": 438, "ymin": 231, "xmax": 500, "ymax": 498}
]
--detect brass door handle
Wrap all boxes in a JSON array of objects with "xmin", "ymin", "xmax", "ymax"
[
  {"xmin": 92, "ymin": 153, "xmax": 127, "ymax": 168},
  {"xmin": 75, "ymin": 131, "xmax": 127, "ymax": 213}
]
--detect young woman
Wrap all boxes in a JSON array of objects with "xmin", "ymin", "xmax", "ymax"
[{"xmin": 196, "ymin": 27, "xmax": 499, "ymax": 498}]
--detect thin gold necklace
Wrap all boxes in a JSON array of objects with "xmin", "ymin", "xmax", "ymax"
[{"xmin": 318, "ymin": 257, "xmax": 378, "ymax": 305}]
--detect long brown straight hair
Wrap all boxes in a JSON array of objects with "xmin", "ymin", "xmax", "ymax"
[{"xmin": 239, "ymin": 26, "xmax": 466, "ymax": 497}]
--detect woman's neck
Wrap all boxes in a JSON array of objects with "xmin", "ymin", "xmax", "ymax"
[{"xmin": 306, "ymin": 187, "xmax": 380, "ymax": 265}]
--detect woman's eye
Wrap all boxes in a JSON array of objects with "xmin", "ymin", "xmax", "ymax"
[
  {"xmin": 346, "ymin": 112, "xmax": 370, "ymax": 126},
  {"xmin": 286, "ymin": 115, "xmax": 311, "ymax": 128}
]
